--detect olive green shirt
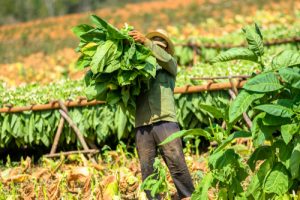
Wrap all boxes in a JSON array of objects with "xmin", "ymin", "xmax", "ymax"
[{"xmin": 135, "ymin": 39, "xmax": 177, "ymax": 128}]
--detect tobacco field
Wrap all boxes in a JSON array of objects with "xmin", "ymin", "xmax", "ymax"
[{"xmin": 1, "ymin": 0, "xmax": 300, "ymax": 199}]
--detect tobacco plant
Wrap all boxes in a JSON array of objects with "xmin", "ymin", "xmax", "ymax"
[{"xmin": 162, "ymin": 23, "xmax": 300, "ymax": 199}]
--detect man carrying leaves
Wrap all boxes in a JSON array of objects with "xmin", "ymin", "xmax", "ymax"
[{"xmin": 129, "ymin": 29, "xmax": 195, "ymax": 200}]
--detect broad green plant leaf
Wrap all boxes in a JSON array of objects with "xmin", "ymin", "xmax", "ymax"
[
  {"xmin": 281, "ymin": 124, "xmax": 299, "ymax": 144},
  {"xmin": 263, "ymin": 163, "xmax": 290, "ymax": 195},
  {"xmin": 214, "ymin": 131, "xmax": 251, "ymax": 153},
  {"xmin": 247, "ymin": 146, "xmax": 274, "ymax": 171},
  {"xmin": 81, "ymin": 42, "xmax": 98, "ymax": 56},
  {"xmin": 254, "ymin": 104, "xmax": 294, "ymax": 118},
  {"xmin": 289, "ymin": 139, "xmax": 300, "ymax": 179},
  {"xmin": 242, "ymin": 24, "xmax": 264, "ymax": 57},
  {"xmin": 76, "ymin": 55, "xmax": 91, "ymax": 70},
  {"xmin": 272, "ymin": 50, "xmax": 300, "ymax": 70},
  {"xmin": 71, "ymin": 24, "xmax": 94, "ymax": 37},
  {"xmin": 279, "ymin": 67, "xmax": 300, "ymax": 89},
  {"xmin": 159, "ymin": 128, "xmax": 211, "ymax": 146},
  {"xmin": 210, "ymin": 47, "xmax": 258, "ymax": 63},
  {"xmin": 246, "ymin": 159, "xmax": 273, "ymax": 199},
  {"xmin": 229, "ymin": 90, "xmax": 264, "ymax": 123},
  {"xmin": 191, "ymin": 172, "xmax": 213, "ymax": 200},
  {"xmin": 243, "ymin": 72, "xmax": 283, "ymax": 92},
  {"xmin": 90, "ymin": 40, "xmax": 117, "ymax": 73},
  {"xmin": 115, "ymin": 105, "xmax": 127, "ymax": 140},
  {"xmin": 199, "ymin": 103, "xmax": 224, "ymax": 119}
]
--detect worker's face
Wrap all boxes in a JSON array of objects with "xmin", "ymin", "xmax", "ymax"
[{"xmin": 152, "ymin": 36, "xmax": 168, "ymax": 51}]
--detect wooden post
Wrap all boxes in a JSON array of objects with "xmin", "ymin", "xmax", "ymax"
[
  {"xmin": 59, "ymin": 109, "xmax": 97, "ymax": 163},
  {"xmin": 45, "ymin": 149, "xmax": 99, "ymax": 158},
  {"xmin": 193, "ymin": 46, "xmax": 198, "ymax": 66},
  {"xmin": 50, "ymin": 117, "xmax": 65, "ymax": 155}
]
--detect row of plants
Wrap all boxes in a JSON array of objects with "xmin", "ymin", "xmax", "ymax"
[{"xmin": 0, "ymin": 90, "xmax": 233, "ymax": 148}]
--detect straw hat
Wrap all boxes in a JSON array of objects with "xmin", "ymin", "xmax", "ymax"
[{"xmin": 146, "ymin": 29, "xmax": 175, "ymax": 56}]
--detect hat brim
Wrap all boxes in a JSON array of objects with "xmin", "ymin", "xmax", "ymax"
[{"xmin": 146, "ymin": 31, "xmax": 175, "ymax": 56}]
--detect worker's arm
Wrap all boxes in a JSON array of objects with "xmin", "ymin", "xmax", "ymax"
[
  {"xmin": 129, "ymin": 30, "xmax": 177, "ymax": 77},
  {"xmin": 144, "ymin": 39, "xmax": 177, "ymax": 77}
]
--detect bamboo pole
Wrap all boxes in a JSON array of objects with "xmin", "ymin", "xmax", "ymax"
[
  {"xmin": 44, "ymin": 149, "xmax": 99, "ymax": 158},
  {"xmin": 174, "ymin": 80, "xmax": 246, "ymax": 94},
  {"xmin": 0, "ymin": 99, "xmax": 105, "ymax": 113},
  {"xmin": 191, "ymin": 75, "xmax": 251, "ymax": 80},
  {"xmin": 0, "ymin": 81, "xmax": 246, "ymax": 113}
]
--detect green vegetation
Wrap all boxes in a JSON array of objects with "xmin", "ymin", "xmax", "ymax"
[
  {"xmin": 161, "ymin": 23, "xmax": 300, "ymax": 199},
  {"xmin": 72, "ymin": 15, "xmax": 156, "ymax": 117},
  {"xmin": 0, "ymin": 0, "xmax": 146, "ymax": 25}
]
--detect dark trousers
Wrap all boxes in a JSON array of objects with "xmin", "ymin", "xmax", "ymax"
[{"xmin": 135, "ymin": 121, "xmax": 195, "ymax": 199}]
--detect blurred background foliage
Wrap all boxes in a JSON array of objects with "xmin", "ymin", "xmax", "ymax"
[{"xmin": 0, "ymin": 0, "xmax": 147, "ymax": 25}]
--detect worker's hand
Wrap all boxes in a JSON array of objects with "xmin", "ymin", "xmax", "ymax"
[{"xmin": 129, "ymin": 30, "xmax": 147, "ymax": 44}]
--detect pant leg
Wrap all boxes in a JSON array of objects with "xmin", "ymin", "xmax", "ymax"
[
  {"xmin": 152, "ymin": 122, "xmax": 195, "ymax": 199},
  {"xmin": 135, "ymin": 125, "xmax": 160, "ymax": 200}
]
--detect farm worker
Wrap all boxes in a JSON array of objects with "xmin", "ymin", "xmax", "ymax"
[{"xmin": 129, "ymin": 29, "xmax": 195, "ymax": 200}]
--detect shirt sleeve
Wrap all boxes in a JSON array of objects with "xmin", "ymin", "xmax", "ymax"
[{"xmin": 144, "ymin": 39, "xmax": 177, "ymax": 77}]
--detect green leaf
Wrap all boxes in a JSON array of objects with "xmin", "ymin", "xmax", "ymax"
[
  {"xmin": 247, "ymin": 146, "xmax": 273, "ymax": 171},
  {"xmin": 290, "ymin": 140, "xmax": 300, "ymax": 179},
  {"xmin": 90, "ymin": 40, "xmax": 117, "ymax": 73},
  {"xmin": 255, "ymin": 23, "xmax": 263, "ymax": 40},
  {"xmin": 209, "ymin": 149, "xmax": 240, "ymax": 169},
  {"xmin": 254, "ymin": 104, "xmax": 294, "ymax": 118},
  {"xmin": 274, "ymin": 140, "xmax": 293, "ymax": 169},
  {"xmin": 199, "ymin": 104, "xmax": 224, "ymax": 119},
  {"xmin": 115, "ymin": 105, "xmax": 127, "ymax": 140},
  {"xmin": 81, "ymin": 42, "xmax": 98, "ymax": 57},
  {"xmin": 263, "ymin": 163, "xmax": 290, "ymax": 195},
  {"xmin": 106, "ymin": 91, "xmax": 121, "ymax": 105},
  {"xmin": 281, "ymin": 124, "xmax": 298, "ymax": 144},
  {"xmin": 76, "ymin": 55, "xmax": 91, "ymax": 70},
  {"xmin": 279, "ymin": 67, "xmax": 300, "ymax": 89},
  {"xmin": 85, "ymin": 82, "xmax": 108, "ymax": 100},
  {"xmin": 210, "ymin": 47, "xmax": 258, "ymax": 63},
  {"xmin": 272, "ymin": 50, "xmax": 300, "ymax": 70},
  {"xmin": 121, "ymin": 87, "xmax": 130, "ymax": 106},
  {"xmin": 104, "ymin": 60, "xmax": 121, "ymax": 73},
  {"xmin": 262, "ymin": 114, "xmax": 291, "ymax": 126},
  {"xmin": 28, "ymin": 114, "xmax": 34, "ymax": 144},
  {"xmin": 243, "ymin": 24, "xmax": 264, "ymax": 57},
  {"xmin": 71, "ymin": 24, "xmax": 94, "ymax": 37},
  {"xmin": 78, "ymin": 29, "xmax": 106, "ymax": 43},
  {"xmin": 244, "ymin": 72, "xmax": 283, "ymax": 92},
  {"xmin": 246, "ymin": 160, "xmax": 272, "ymax": 199},
  {"xmin": 251, "ymin": 113, "xmax": 272, "ymax": 147},
  {"xmin": 229, "ymin": 90, "xmax": 264, "ymax": 123},
  {"xmin": 159, "ymin": 129, "xmax": 211, "ymax": 146},
  {"xmin": 191, "ymin": 172, "xmax": 213, "ymax": 200},
  {"xmin": 90, "ymin": 15, "xmax": 127, "ymax": 40},
  {"xmin": 90, "ymin": 15, "xmax": 108, "ymax": 29},
  {"xmin": 41, "ymin": 134, "xmax": 50, "ymax": 147},
  {"xmin": 214, "ymin": 131, "xmax": 251, "ymax": 153},
  {"xmin": 143, "ymin": 56, "xmax": 157, "ymax": 78}
]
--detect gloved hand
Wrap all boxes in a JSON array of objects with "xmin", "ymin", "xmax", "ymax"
[{"xmin": 129, "ymin": 30, "xmax": 147, "ymax": 44}]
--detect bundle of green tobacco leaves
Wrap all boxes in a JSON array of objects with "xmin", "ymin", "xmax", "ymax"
[{"xmin": 72, "ymin": 15, "xmax": 157, "ymax": 116}]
